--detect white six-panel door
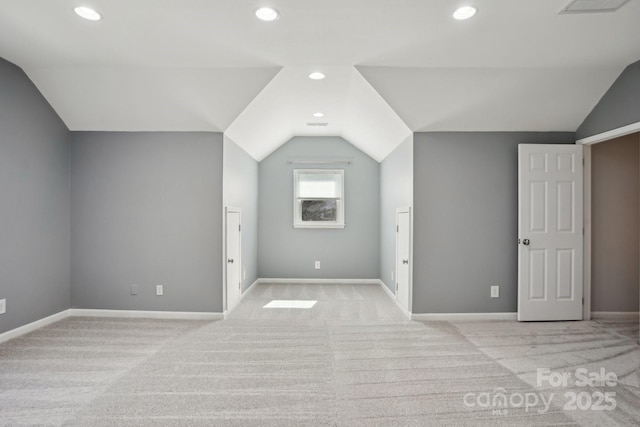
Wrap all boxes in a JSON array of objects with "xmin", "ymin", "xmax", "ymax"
[{"xmin": 518, "ymin": 144, "xmax": 583, "ymax": 321}]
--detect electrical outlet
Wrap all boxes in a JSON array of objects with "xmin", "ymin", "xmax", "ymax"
[
  {"xmin": 156, "ymin": 285, "xmax": 164, "ymax": 296},
  {"xmin": 243, "ymin": 269, "xmax": 246, "ymax": 280},
  {"xmin": 0, "ymin": 299, "xmax": 5, "ymax": 315},
  {"xmin": 391, "ymin": 270, "xmax": 394, "ymax": 281},
  {"xmin": 491, "ymin": 286, "xmax": 500, "ymax": 298},
  {"xmin": 315, "ymin": 261, "xmax": 321, "ymax": 269},
  {"xmin": 130, "ymin": 284, "xmax": 138, "ymax": 295}
]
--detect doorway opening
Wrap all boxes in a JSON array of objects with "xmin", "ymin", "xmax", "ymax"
[{"xmin": 587, "ymin": 132, "xmax": 640, "ymax": 319}]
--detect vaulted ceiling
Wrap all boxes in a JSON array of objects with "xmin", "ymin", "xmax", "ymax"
[{"xmin": 0, "ymin": 1, "xmax": 639, "ymax": 161}]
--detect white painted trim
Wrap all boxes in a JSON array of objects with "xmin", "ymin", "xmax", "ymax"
[
  {"xmin": 583, "ymin": 145, "xmax": 592, "ymax": 320},
  {"xmin": 256, "ymin": 278, "xmax": 382, "ymax": 284},
  {"xmin": 0, "ymin": 309, "xmax": 71, "ymax": 344},
  {"xmin": 293, "ymin": 169, "xmax": 345, "ymax": 229},
  {"xmin": 591, "ymin": 311, "xmax": 640, "ymax": 320},
  {"xmin": 68, "ymin": 309, "xmax": 223, "ymax": 320},
  {"xmin": 225, "ymin": 278, "xmax": 260, "ymax": 319},
  {"xmin": 0, "ymin": 307, "xmax": 223, "ymax": 345},
  {"xmin": 376, "ymin": 279, "xmax": 411, "ymax": 319},
  {"xmin": 576, "ymin": 121, "xmax": 640, "ymax": 145},
  {"xmin": 242, "ymin": 279, "xmax": 260, "ymax": 297},
  {"xmin": 412, "ymin": 312, "xmax": 518, "ymax": 321},
  {"xmin": 378, "ymin": 278, "xmax": 396, "ymax": 299}
]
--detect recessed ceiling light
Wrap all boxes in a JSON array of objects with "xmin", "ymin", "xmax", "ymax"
[
  {"xmin": 74, "ymin": 6, "xmax": 102, "ymax": 21},
  {"xmin": 309, "ymin": 72, "xmax": 326, "ymax": 80},
  {"xmin": 255, "ymin": 7, "xmax": 279, "ymax": 21},
  {"xmin": 453, "ymin": 6, "xmax": 477, "ymax": 20},
  {"xmin": 313, "ymin": 112, "xmax": 325, "ymax": 118}
]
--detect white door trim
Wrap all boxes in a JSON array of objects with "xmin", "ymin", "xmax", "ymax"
[
  {"xmin": 224, "ymin": 206, "xmax": 242, "ymax": 315},
  {"xmin": 583, "ymin": 146, "xmax": 592, "ymax": 320},
  {"xmin": 376, "ymin": 279, "xmax": 412, "ymax": 318},
  {"xmin": 576, "ymin": 121, "xmax": 640, "ymax": 146},
  {"xmin": 395, "ymin": 207, "xmax": 412, "ymax": 315},
  {"xmin": 576, "ymin": 123, "xmax": 640, "ymax": 321}
]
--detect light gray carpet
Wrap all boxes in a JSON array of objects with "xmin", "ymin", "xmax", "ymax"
[
  {"xmin": 0, "ymin": 285, "xmax": 638, "ymax": 426},
  {"xmin": 452, "ymin": 319, "xmax": 640, "ymax": 426},
  {"xmin": 0, "ymin": 318, "xmax": 210, "ymax": 426},
  {"xmin": 226, "ymin": 283, "xmax": 408, "ymax": 322}
]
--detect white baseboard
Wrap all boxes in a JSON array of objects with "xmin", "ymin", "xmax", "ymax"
[
  {"xmin": 412, "ymin": 312, "xmax": 518, "ymax": 321},
  {"xmin": 225, "ymin": 279, "xmax": 261, "ymax": 319},
  {"xmin": 242, "ymin": 279, "xmax": 260, "ymax": 297},
  {"xmin": 591, "ymin": 311, "xmax": 640, "ymax": 320},
  {"xmin": 376, "ymin": 279, "xmax": 412, "ymax": 318},
  {"xmin": 69, "ymin": 309, "xmax": 223, "ymax": 320},
  {"xmin": 0, "ymin": 309, "xmax": 71, "ymax": 344},
  {"xmin": 256, "ymin": 278, "xmax": 382, "ymax": 285},
  {"xmin": 0, "ymin": 308, "xmax": 223, "ymax": 345},
  {"xmin": 377, "ymin": 279, "xmax": 396, "ymax": 299}
]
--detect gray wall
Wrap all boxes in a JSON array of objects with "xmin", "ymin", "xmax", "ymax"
[
  {"xmin": 592, "ymin": 133, "xmax": 640, "ymax": 312},
  {"xmin": 413, "ymin": 132, "xmax": 575, "ymax": 314},
  {"xmin": 223, "ymin": 136, "xmax": 259, "ymax": 292},
  {"xmin": 258, "ymin": 136, "xmax": 380, "ymax": 279},
  {"xmin": 71, "ymin": 132, "xmax": 224, "ymax": 312},
  {"xmin": 380, "ymin": 136, "xmax": 413, "ymax": 293},
  {"xmin": 0, "ymin": 58, "xmax": 70, "ymax": 334},
  {"xmin": 577, "ymin": 59, "xmax": 640, "ymax": 140}
]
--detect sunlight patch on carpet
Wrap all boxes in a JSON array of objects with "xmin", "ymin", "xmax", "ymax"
[{"xmin": 263, "ymin": 300, "xmax": 317, "ymax": 309}]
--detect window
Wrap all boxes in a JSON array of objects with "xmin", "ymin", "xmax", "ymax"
[{"xmin": 293, "ymin": 169, "xmax": 344, "ymax": 228}]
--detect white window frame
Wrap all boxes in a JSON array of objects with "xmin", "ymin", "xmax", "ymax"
[{"xmin": 293, "ymin": 169, "xmax": 345, "ymax": 229}]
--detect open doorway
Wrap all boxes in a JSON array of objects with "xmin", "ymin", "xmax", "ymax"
[
  {"xmin": 578, "ymin": 130, "xmax": 640, "ymax": 332},
  {"xmin": 589, "ymin": 133, "xmax": 640, "ymax": 318}
]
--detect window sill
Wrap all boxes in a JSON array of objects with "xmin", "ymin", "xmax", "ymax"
[{"xmin": 294, "ymin": 223, "xmax": 345, "ymax": 229}]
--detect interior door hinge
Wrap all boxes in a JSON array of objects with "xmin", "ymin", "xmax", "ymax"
[
  {"xmin": 396, "ymin": 225, "xmax": 399, "ymax": 232},
  {"xmin": 239, "ymin": 225, "xmax": 241, "ymax": 232}
]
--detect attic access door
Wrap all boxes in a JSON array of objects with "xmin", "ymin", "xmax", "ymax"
[
  {"xmin": 517, "ymin": 144, "xmax": 583, "ymax": 321},
  {"xmin": 396, "ymin": 208, "xmax": 411, "ymax": 314},
  {"xmin": 225, "ymin": 207, "xmax": 242, "ymax": 313}
]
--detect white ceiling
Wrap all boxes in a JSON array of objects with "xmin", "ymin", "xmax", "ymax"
[
  {"xmin": 0, "ymin": 0, "xmax": 639, "ymax": 161},
  {"xmin": 225, "ymin": 66, "xmax": 412, "ymax": 161}
]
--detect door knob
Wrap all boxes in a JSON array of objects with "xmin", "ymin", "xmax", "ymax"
[
  {"xmin": 227, "ymin": 258, "xmax": 234, "ymax": 263},
  {"xmin": 402, "ymin": 259, "xmax": 409, "ymax": 264},
  {"xmin": 522, "ymin": 239, "xmax": 530, "ymax": 246}
]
